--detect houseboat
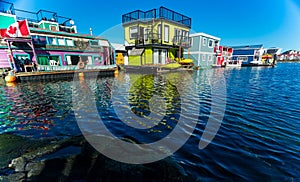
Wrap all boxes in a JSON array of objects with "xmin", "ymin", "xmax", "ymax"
[
  {"xmin": 213, "ymin": 45, "xmax": 233, "ymax": 68},
  {"xmin": 230, "ymin": 44, "xmax": 265, "ymax": 66},
  {"xmin": 122, "ymin": 6, "xmax": 192, "ymax": 72},
  {"xmin": 0, "ymin": 1, "xmax": 115, "ymax": 79},
  {"xmin": 183, "ymin": 32, "xmax": 220, "ymax": 69},
  {"xmin": 278, "ymin": 50, "xmax": 300, "ymax": 61}
]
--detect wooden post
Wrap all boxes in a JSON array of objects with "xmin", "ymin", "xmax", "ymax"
[{"xmin": 6, "ymin": 40, "xmax": 16, "ymax": 71}]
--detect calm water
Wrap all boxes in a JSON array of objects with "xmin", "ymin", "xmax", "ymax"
[{"xmin": 0, "ymin": 63, "xmax": 300, "ymax": 181}]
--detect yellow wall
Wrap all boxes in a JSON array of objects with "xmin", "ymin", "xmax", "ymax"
[
  {"xmin": 123, "ymin": 19, "xmax": 190, "ymax": 46},
  {"xmin": 129, "ymin": 55, "xmax": 141, "ymax": 66},
  {"xmin": 144, "ymin": 48, "xmax": 153, "ymax": 64}
]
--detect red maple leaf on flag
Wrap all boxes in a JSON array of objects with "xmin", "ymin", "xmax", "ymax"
[{"xmin": 7, "ymin": 26, "xmax": 17, "ymax": 35}]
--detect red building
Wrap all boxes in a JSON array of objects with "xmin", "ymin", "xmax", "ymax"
[{"xmin": 214, "ymin": 46, "xmax": 233, "ymax": 67}]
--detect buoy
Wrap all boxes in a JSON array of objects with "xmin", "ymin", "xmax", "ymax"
[
  {"xmin": 114, "ymin": 69, "xmax": 119, "ymax": 77},
  {"xmin": 5, "ymin": 75, "xmax": 17, "ymax": 83},
  {"xmin": 78, "ymin": 72, "xmax": 84, "ymax": 81},
  {"xmin": 6, "ymin": 82, "xmax": 17, "ymax": 87},
  {"xmin": 78, "ymin": 61, "xmax": 85, "ymax": 69}
]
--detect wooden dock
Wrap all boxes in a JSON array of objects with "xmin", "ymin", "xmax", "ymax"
[
  {"xmin": 15, "ymin": 68, "xmax": 116, "ymax": 82},
  {"xmin": 124, "ymin": 65, "xmax": 193, "ymax": 74}
]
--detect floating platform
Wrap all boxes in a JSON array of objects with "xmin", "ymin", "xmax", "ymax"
[
  {"xmin": 15, "ymin": 68, "xmax": 116, "ymax": 82},
  {"xmin": 124, "ymin": 65, "xmax": 193, "ymax": 74},
  {"xmin": 241, "ymin": 64, "xmax": 276, "ymax": 67}
]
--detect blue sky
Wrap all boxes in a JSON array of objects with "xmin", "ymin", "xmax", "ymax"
[{"xmin": 11, "ymin": 0, "xmax": 300, "ymax": 51}]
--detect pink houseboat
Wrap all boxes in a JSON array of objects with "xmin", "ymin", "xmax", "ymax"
[{"xmin": 0, "ymin": 1, "xmax": 115, "ymax": 75}]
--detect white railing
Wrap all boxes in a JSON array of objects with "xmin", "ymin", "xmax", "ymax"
[{"xmin": 37, "ymin": 65, "xmax": 116, "ymax": 72}]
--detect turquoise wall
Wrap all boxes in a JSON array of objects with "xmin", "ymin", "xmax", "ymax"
[
  {"xmin": 190, "ymin": 36, "xmax": 200, "ymax": 52},
  {"xmin": 0, "ymin": 14, "xmax": 16, "ymax": 29}
]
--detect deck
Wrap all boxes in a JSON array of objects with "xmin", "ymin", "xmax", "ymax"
[{"xmin": 15, "ymin": 67, "xmax": 116, "ymax": 82}]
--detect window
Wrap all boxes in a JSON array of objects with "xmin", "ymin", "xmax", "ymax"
[
  {"xmin": 164, "ymin": 25, "xmax": 169, "ymax": 42},
  {"xmin": 208, "ymin": 55, "xmax": 212, "ymax": 61},
  {"xmin": 130, "ymin": 26, "xmax": 138, "ymax": 39},
  {"xmin": 66, "ymin": 39, "xmax": 74, "ymax": 46},
  {"xmin": 202, "ymin": 55, "xmax": 206, "ymax": 61},
  {"xmin": 32, "ymin": 36, "xmax": 38, "ymax": 44},
  {"xmin": 215, "ymin": 41, "xmax": 219, "ymax": 47},
  {"xmin": 58, "ymin": 38, "xmax": 66, "ymax": 46},
  {"xmin": 174, "ymin": 28, "xmax": 182, "ymax": 43},
  {"xmin": 157, "ymin": 24, "xmax": 161, "ymax": 39},
  {"xmin": 144, "ymin": 28, "xmax": 149, "ymax": 40},
  {"xmin": 48, "ymin": 37, "xmax": 57, "ymax": 45},
  {"xmin": 37, "ymin": 36, "xmax": 47, "ymax": 45},
  {"xmin": 238, "ymin": 56, "xmax": 248, "ymax": 62},
  {"xmin": 90, "ymin": 40, "xmax": 99, "ymax": 47},
  {"xmin": 50, "ymin": 25, "xmax": 57, "ymax": 31},
  {"xmin": 208, "ymin": 39, "xmax": 213, "ymax": 48},
  {"xmin": 202, "ymin": 37, "xmax": 207, "ymax": 46}
]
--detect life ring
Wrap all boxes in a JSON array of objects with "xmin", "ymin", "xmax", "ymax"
[{"xmin": 78, "ymin": 61, "xmax": 85, "ymax": 69}]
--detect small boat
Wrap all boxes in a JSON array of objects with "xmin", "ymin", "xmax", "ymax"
[
  {"xmin": 250, "ymin": 60, "xmax": 263, "ymax": 65},
  {"xmin": 225, "ymin": 60, "xmax": 242, "ymax": 67}
]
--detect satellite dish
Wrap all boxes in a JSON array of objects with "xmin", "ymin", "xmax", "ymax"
[{"xmin": 70, "ymin": 20, "xmax": 74, "ymax": 25}]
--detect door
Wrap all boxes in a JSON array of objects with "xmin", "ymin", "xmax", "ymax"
[
  {"xmin": 153, "ymin": 49, "xmax": 159, "ymax": 64},
  {"xmin": 161, "ymin": 50, "xmax": 167, "ymax": 64}
]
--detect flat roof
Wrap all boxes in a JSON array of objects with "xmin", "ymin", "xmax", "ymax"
[{"xmin": 190, "ymin": 32, "xmax": 221, "ymax": 40}]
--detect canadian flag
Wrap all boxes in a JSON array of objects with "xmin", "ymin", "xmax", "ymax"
[{"xmin": 0, "ymin": 20, "xmax": 30, "ymax": 38}]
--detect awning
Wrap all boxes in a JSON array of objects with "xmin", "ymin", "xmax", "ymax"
[{"xmin": 129, "ymin": 48, "xmax": 144, "ymax": 56}]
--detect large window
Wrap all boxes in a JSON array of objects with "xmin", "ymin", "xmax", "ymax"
[
  {"xmin": 164, "ymin": 25, "xmax": 169, "ymax": 42},
  {"xmin": 66, "ymin": 39, "xmax": 74, "ymax": 46},
  {"xmin": 48, "ymin": 37, "xmax": 57, "ymax": 45},
  {"xmin": 130, "ymin": 26, "xmax": 138, "ymax": 39},
  {"xmin": 58, "ymin": 38, "xmax": 66, "ymax": 46},
  {"xmin": 208, "ymin": 39, "xmax": 213, "ymax": 48}
]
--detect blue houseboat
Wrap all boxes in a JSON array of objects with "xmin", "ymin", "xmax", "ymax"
[
  {"xmin": 230, "ymin": 44, "xmax": 264, "ymax": 65},
  {"xmin": 183, "ymin": 32, "xmax": 220, "ymax": 68}
]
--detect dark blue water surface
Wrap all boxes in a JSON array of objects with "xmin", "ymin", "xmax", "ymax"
[{"xmin": 0, "ymin": 63, "xmax": 299, "ymax": 181}]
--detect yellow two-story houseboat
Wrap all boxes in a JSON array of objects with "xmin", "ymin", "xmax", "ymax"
[{"xmin": 122, "ymin": 7, "xmax": 192, "ymax": 71}]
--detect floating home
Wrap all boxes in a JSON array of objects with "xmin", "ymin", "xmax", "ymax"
[
  {"xmin": 0, "ymin": 1, "xmax": 115, "ymax": 73},
  {"xmin": 230, "ymin": 44, "xmax": 264, "ymax": 65},
  {"xmin": 183, "ymin": 32, "xmax": 220, "ymax": 68},
  {"xmin": 279, "ymin": 50, "xmax": 300, "ymax": 61},
  {"xmin": 122, "ymin": 6, "xmax": 191, "ymax": 67},
  {"xmin": 214, "ymin": 45, "xmax": 233, "ymax": 67}
]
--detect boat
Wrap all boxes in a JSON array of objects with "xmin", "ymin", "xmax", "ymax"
[
  {"xmin": 0, "ymin": 1, "xmax": 116, "ymax": 77},
  {"xmin": 249, "ymin": 60, "xmax": 263, "ymax": 65}
]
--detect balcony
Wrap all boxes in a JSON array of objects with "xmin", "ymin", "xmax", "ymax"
[
  {"xmin": 133, "ymin": 33, "xmax": 162, "ymax": 46},
  {"xmin": 172, "ymin": 36, "xmax": 191, "ymax": 48},
  {"xmin": 122, "ymin": 6, "xmax": 191, "ymax": 28},
  {"xmin": 0, "ymin": 1, "xmax": 15, "ymax": 15}
]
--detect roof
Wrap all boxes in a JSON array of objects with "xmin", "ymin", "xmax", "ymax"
[
  {"xmin": 29, "ymin": 27, "xmax": 107, "ymax": 40},
  {"xmin": 190, "ymin": 32, "xmax": 220, "ymax": 41},
  {"xmin": 281, "ymin": 50, "xmax": 299, "ymax": 54},
  {"xmin": 230, "ymin": 44, "xmax": 263, "ymax": 49},
  {"xmin": 111, "ymin": 43, "xmax": 126, "ymax": 51}
]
